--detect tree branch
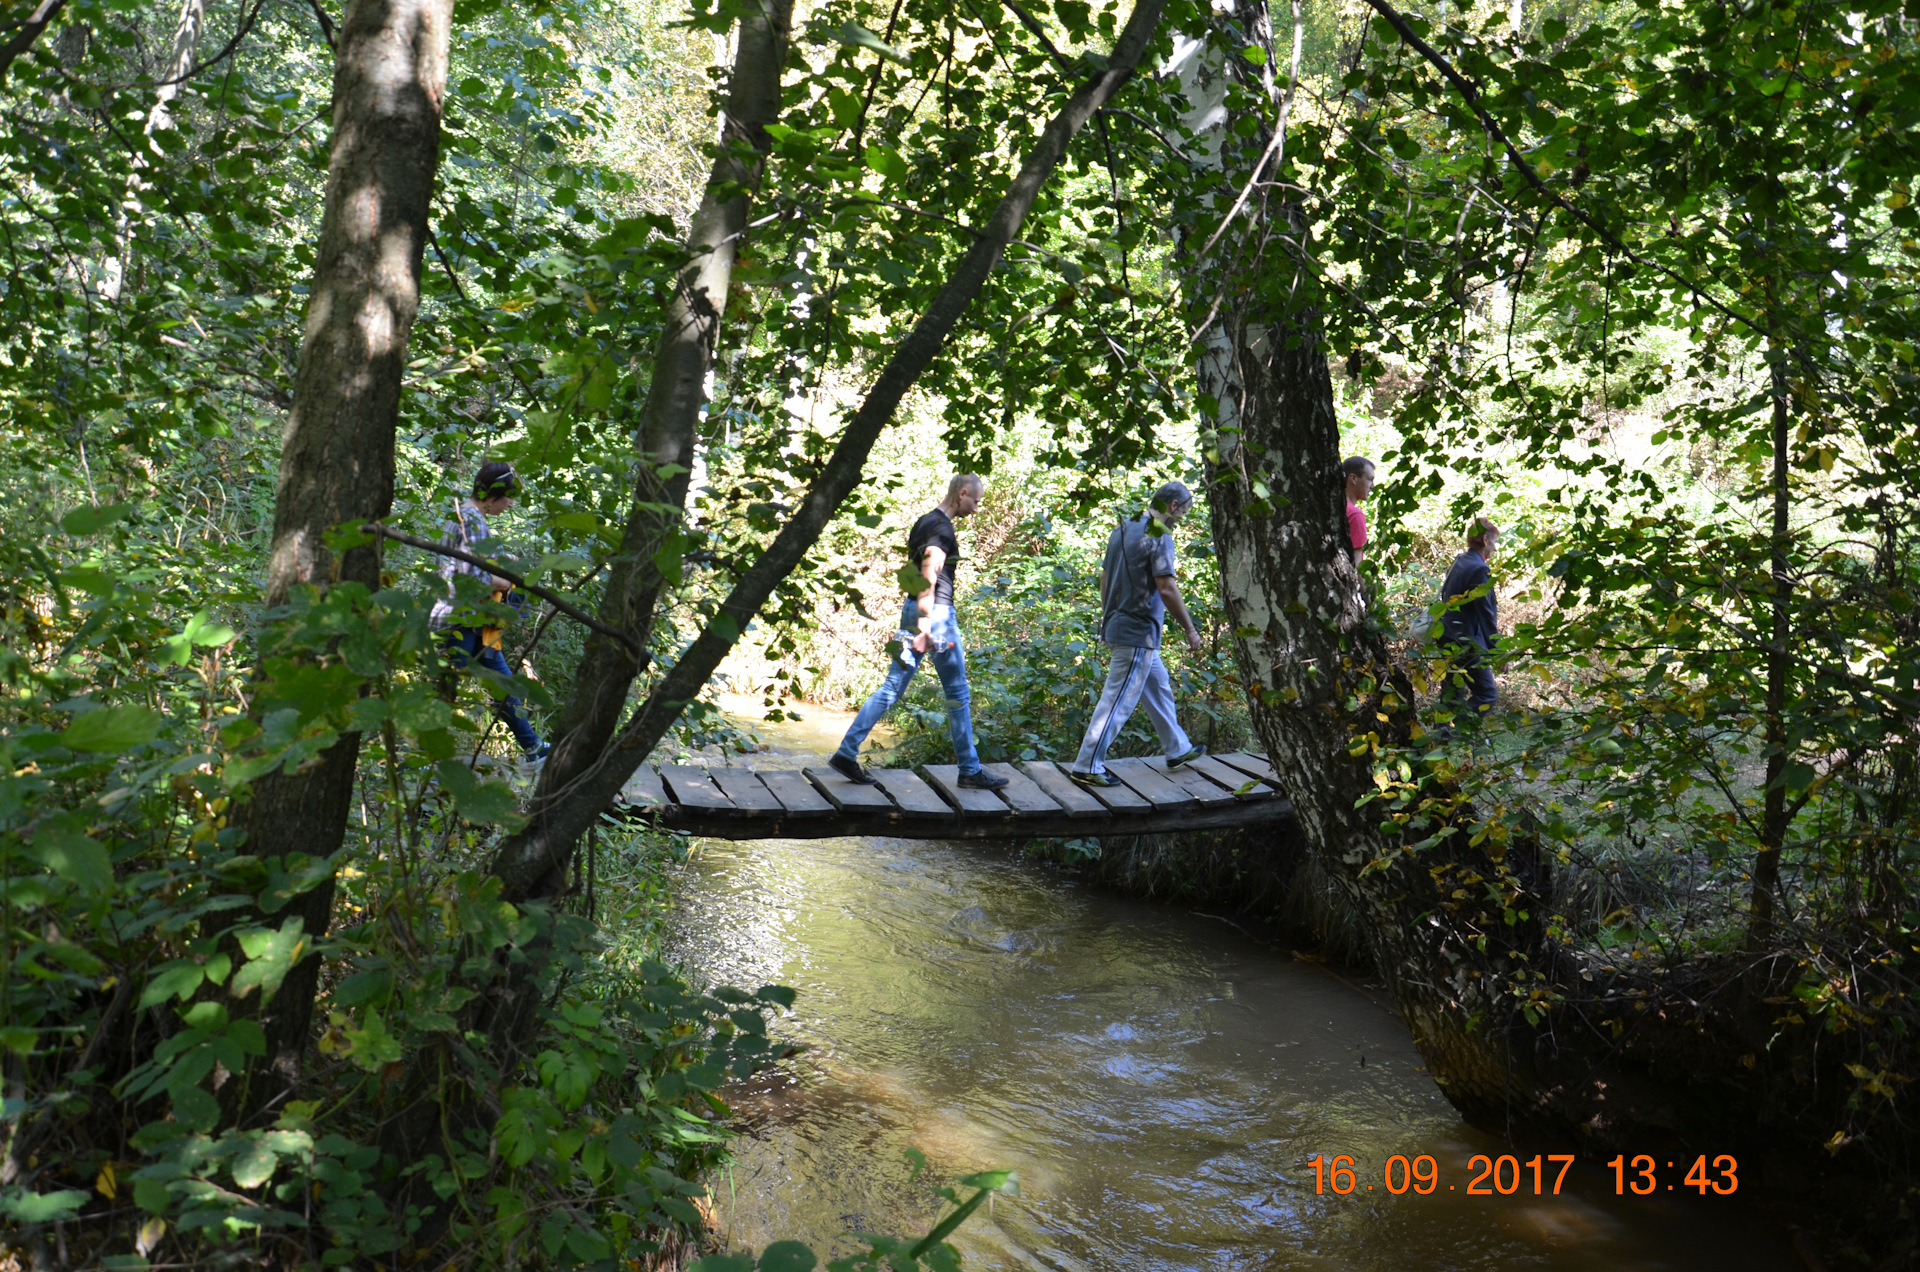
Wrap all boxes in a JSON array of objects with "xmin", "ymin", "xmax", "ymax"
[
  {"xmin": 0, "ymin": 0, "xmax": 65, "ymax": 83},
  {"xmin": 487, "ymin": 0, "xmax": 1173, "ymax": 903},
  {"xmin": 1358, "ymin": 0, "xmax": 1762, "ymax": 338},
  {"xmin": 361, "ymin": 522, "xmax": 637, "ymax": 655}
]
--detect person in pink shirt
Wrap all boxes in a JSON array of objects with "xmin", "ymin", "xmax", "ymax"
[{"xmin": 1342, "ymin": 456, "xmax": 1375, "ymax": 565}]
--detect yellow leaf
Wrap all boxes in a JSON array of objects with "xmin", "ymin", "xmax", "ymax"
[
  {"xmin": 1889, "ymin": 191, "xmax": 1909, "ymax": 210},
  {"xmin": 96, "ymin": 1161, "xmax": 117, "ymax": 1200}
]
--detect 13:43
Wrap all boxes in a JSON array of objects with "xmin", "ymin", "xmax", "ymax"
[{"xmin": 1609, "ymin": 1154, "xmax": 1738, "ymax": 1194}]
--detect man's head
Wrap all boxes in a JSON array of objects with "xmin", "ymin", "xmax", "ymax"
[
  {"xmin": 945, "ymin": 473, "xmax": 985, "ymax": 518},
  {"xmin": 1467, "ymin": 515, "xmax": 1501, "ymax": 556},
  {"xmin": 473, "ymin": 462, "xmax": 521, "ymax": 515},
  {"xmin": 1342, "ymin": 456, "xmax": 1376, "ymax": 503},
  {"xmin": 1151, "ymin": 480, "xmax": 1194, "ymax": 524}
]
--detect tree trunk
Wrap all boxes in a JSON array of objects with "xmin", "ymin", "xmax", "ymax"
[
  {"xmin": 1184, "ymin": 0, "xmax": 1559, "ymax": 1126},
  {"xmin": 522, "ymin": 0, "xmax": 796, "ymax": 906},
  {"xmin": 0, "ymin": 0, "xmax": 66, "ymax": 83},
  {"xmin": 1749, "ymin": 353, "xmax": 1792, "ymax": 944},
  {"xmin": 372, "ymin": 1, "xmax": 1173, "ymax": 1226},
  {"xmin": 223, "ymin": 0, "xmax": 452, "ymax": 1120},
  {"xmin": 101, "ymin": 0, "xmax": 204, "ymax": 302},
  {"xmin": 487, "ymin": 0, "xmax": 1173, "ymax": 912}
]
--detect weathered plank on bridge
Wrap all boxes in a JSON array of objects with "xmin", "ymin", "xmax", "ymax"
[
  {"xmin": 1148, "ymin": 758, "xmax": 1237, "ymax": 805},
  {"xmin": 923, "ymin": 765, "xmax": 1011, "ymax": 815},
  {"xmin": 1184, "ymin": 753, "xmax": 1275, "ymax": 798},
  {"xmin": 756, "ymin": 768, "xmax": 833, "ymax": 817},
  {"xmin": 620, "ymin": 763, "xmax": 669, "ymax": 808},
  {"xmin": 1105, "ymin": 757, "xmax": 1196, "ymax": 810},
  {"xmin": 1213, "ymin": 751, "xmax": 1281, "ymax": 785},
  {"xmin": 1018, "ymin": 761, "xmax": 1106, "ymax": 816},
  {"xmin": 611, "ymin": 759, "xmax": 1296, "ymax": 840},
  {"xmin": 707, "ymin": 767, "xmax": 783, "ymax": 813},
  {"xmin": 805, "ymin": 766, "xmax": 895, "ymax": 812},
  {"xmin": 661, "ymin": 764, "xmax": 732, "ymax": 812},
  {"xmin": 870, "ymin": 768, "xmax": 952, "ymax": 817},
  {"xmin": 981, "ymin": 763, "xmax": 1062, "ymax": 815},
  {"xmin": 1059, "ymin": 761, "xmax": 1150, "ymax": 811}
]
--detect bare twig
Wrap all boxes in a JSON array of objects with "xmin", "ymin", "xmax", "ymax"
[{"xmin": 361, "ymin": 523, "xmax": 638, "ymax": 657}]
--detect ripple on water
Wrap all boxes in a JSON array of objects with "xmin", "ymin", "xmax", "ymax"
[{"xmin": 671, "ymin": 717, "xmax": 1801, "ymax": 1271}]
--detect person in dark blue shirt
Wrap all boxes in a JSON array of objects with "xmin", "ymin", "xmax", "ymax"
[{"xmin": 1438, "ymin": 516, "xmax": 1502, "ymax": 722}]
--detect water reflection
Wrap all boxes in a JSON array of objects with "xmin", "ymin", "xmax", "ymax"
[{"xmin": 667, "ymin": 706, "xmax": 1797, "ymax": 1271}]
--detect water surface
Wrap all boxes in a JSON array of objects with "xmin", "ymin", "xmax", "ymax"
[{"xmin": 667, "ymin": 703, "xmax": 1798, "ymax": 1271}]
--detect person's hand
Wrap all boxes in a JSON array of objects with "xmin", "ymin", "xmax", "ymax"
[
  {"xmin": 912, "ymin": 630, "xmax": 931, "ymax": 654},
  {"xmin": 1185, "ymin": 627, "xmax": 1203, "ymax": 653}
]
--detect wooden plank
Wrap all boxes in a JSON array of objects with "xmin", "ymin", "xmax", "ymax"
[
  {"xmin": 922, "ymin": 764, "xmax": 1011, "ymax": 815},
  {"xmin": 619, "ymin": 763, "xmax": 668, "ymax": 808},
  {"xmin": 869, "ymin": 768, "xmax": 951, "ymax": 816},
  {"xmin": 1149, "ymin": 758, "xmax": 1237, "ymax": 805},
  {"xmin": 757, "ymin": 768, "xmax": 833, "ymax": 817},
  {"xmin": 707, "ymin": 768, "xmax": 783, "ymax": 813},
  {"xmin": 1214, "ymin": 751, "xmax": 1282, "ymax": 785},
  {"xmin": 1184, "ymin": 753, "xmax": 1276, "ymax": 799},
  {"xmin": 1065, "ymin": 763, "xmax": 1151, "ymax": 812},
  {"xmin": 803, "ymin": 766, "xmax": 895, "ymax": 812},
  {"xmin": 1105, "ymin": 757, "xmax": 1197, "ymax": 810},
  {"xmin": 1017, "ymin": 761, "xmax": 1107, "ymax": 816},
  {"xmin": 981, "ymin": 762, "xmax": 1061, "ymax": 815},
  {"xmin": 661, "ymin": 764, "xmax": 734, "ymax": 812}
]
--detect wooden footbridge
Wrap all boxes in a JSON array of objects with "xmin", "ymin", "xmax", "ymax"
[{"xmin": 614, "ymin": 751, "xmax": 1295, "ymax": 840}]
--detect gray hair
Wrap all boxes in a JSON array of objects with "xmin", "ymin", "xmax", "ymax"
[
  {"xmin": 1153, "ymin": 480, "xmax": 1193, "ymax": 514},
  {"xmin": 947, "ymin": 473, "xmax": 985, "ymax": 499}
]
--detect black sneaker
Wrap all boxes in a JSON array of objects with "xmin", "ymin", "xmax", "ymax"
[
  {"xmin": 957, "ymin": 768, "xmax": 1010, "ymax": 791},
  {"xmin": 828, "ymin": 753, "xmax": 877, "ymax": 785},
  {"xmin": 1069, "ymin": 768, "xmax": 1121, "ymax": 789},
  {"xmin": 1166, "ymin": 745, "xmax": 1206, "ymax": 770}
]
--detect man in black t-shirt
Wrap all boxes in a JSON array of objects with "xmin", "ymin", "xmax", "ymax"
[{"xmin": 828, "ymin": 474, "xmax": 1009, "ymax": 790}]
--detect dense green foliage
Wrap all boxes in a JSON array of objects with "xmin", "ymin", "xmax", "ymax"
[{"xmin": 4, "ymin": 0, "xmax": 1920, "ymax": 1261}]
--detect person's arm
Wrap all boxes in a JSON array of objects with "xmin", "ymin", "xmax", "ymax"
[
  {"xmin": 1155, "ymin": 574, "xmax": 1202, "ymax": 652},
  {"xmin": 910, "ymin": 543, "xmax": 945, "ymax": 652}
]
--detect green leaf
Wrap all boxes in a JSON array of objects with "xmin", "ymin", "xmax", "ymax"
[
  {"xmin": 61, "ymin": 704, "xmax": 162, "ymax": 752},
  {"xmin": 229, "ymin": 1138, "xmax": 279, "ymax": 1189},
  {"xmin": 171, "ymin": 1085, "xmax": 220, "ymax": 1133},
  {"xmin": 757, "ymin": 1242, "xmax": 817, "ymax": 1272},
  {"xmin": 865, "ymin": 145, "xmax": 910, "ymax": 183},
  {"xmin": 437, "ymin": 761, "xmax": 526, "ymax": 826},
  {"xmin": 0, "ymin": 1188, "xmax": 89, "ymax": 1222},
  {"xmin": 31, "ymin": 827, "xmax": 113, "ymax": 891},
  {"xmin": 231, "ymin": 917, "xmax": 309, "ymax": 1003},
  {"xmin": 139, "ymin": 962, "xmax": 206, "ymax": 1010},
  {"xmin": 60, "ymin": 503, "xmax": 135, "ymax": 535},
  {"xmin": 133, "ymin": 1177, "xmax": 171, "ymax": 1214},
  {"xmin": 832, "ymin": 22, "xmax": 908, "ymax": 64},
  {"xmin": 895, "ymin": 566, "xmax": 932, "ymax": 595},
  {"xmin": 687, "ymin": 1257, "xmax": 755, "ymax": 1272}
]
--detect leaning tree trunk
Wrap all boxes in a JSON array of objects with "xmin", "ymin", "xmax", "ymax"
[
  {"xmin": 1180, "ymin": 0, "xmax": 1560, "ymax": 1126},
  {"xmin": 223, "ymin": 0, "xmax": 453, "ymax": 1120},
  {"xmin": 377, "ymin": 0, "xmax": 1174, "ymax": 1226},
  {"xmin": 522, "ymin": 0, "xmax": 796, "ymax": 907}
]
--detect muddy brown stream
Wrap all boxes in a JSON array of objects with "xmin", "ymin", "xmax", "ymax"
[{"xmin": 666, "ymin": 701, "xmax": 1800, "ymax": 1271}]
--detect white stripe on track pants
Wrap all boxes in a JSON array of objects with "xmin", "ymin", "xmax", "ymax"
[{"xmin": 1070, "ymin": 642, "xmax": 1193, "ymax": 775}]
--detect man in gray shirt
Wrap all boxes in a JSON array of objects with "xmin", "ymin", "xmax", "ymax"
[{"xmin": 1068, "ymin": 481, "xmax": 1205, "ymax": 788}]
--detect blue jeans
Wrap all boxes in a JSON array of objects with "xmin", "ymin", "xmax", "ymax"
[
  {"xmin": 443, "ymin": 627, "xmax": 542, "ymax": 753},
  {"xmin": 835, "ymin": 601, "xmax": 981, "ymax": 775},
  {"xmin": 1441, "ymin": 639, "xmax": 1498, "ymax": 718}
]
